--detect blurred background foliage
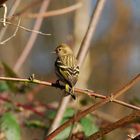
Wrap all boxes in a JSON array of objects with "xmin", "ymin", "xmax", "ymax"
[{"xmin": 0, "ymin": 0, "xmax": 140, "ymax": 140}]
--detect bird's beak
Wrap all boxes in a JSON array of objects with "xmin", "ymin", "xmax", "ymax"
[{"xmin": 51, "ymin": 51, "xmax": 56, "ymax": 54}]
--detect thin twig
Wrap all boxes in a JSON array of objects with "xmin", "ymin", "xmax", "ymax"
[
  {"xmin": 1, "ymin": 4, "xmax": 7, "ymax": 26},
  {"xmin": 86, "ymin": 111, "xmax": 140, "ymax": 140},
  {"xmin": 15, "ymin": 0, "xmax": 43, "ymax": 16},
  {"xmin": 24, "ymin": 2, "xmax": 82, "ymax": 18},
  {"xmin": 14, "ymin": 0, "xmax": 50, "ymax": 72},
  {"xmin": 0, "ymin": 20, "xmax": 51, "ymax": 36},
  {"xmin": 0, "ymin": 76, "xmax": 52, "ymax": 86},
  {"xmin": 81, "ymin": 89, "xmax": 140, "ymax": 111},
  {"xmin": 77, "ymin": 0, "xmax": 106, "ymax": 66},
  {"xmin": 0, "ymin": 0, "xmax": 21, "ymax": 42},
  {"xmin": 0, "ymin": 76, "xmax": 139, "ymax": 111},
  {"xmin": 46, "ymin": 73, "xmax": 140, "ymax": 139},
  {"xmin": 0, "ymin": 18, "xmax": 21, "ymax": 44}
]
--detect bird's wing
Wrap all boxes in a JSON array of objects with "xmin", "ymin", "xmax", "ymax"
[{"xmin": 55, "ymin": 57, "xmax": 79, "ymax": 87}]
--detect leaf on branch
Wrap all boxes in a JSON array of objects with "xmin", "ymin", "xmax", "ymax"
[
  {"xmin": 130, "ymin": 97, "xmax": 140, "ymax": 105},
  {"xmin": 25, "ymin": 120, "xmax": 47, "ymax": 129},
  {"xmin": 80, "ymin": 114, "xmax": 98, "ymax": 136},
  {"xmin": 2, "ymin": 62, "xmax": 30, "ymax": 93},
  {"xmin": 0, "ymin": 81, "xmax": 9, "ymax": 92},
  {"xmin": 52, "ymin": 108, "xmax": 75, "ymax": 140},
  {"xmin": 0, "ymin": 112, "xmax": 21, "ymax": 140},
  {"xmin": 63, "ymin": 108, "xmax": 75, "ymax": 120}
]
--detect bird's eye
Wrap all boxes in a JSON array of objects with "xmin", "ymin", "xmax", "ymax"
[{"xmin": 58, "ymin": 48, "xmax": 61, "ymax": 51}]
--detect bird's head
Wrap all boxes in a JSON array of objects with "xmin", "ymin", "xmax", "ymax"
[{"xmin": 55, "ymin": 44, "xmax": 73, "ymax": 57}]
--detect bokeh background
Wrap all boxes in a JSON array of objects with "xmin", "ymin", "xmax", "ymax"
[{"xmin": 0, "ymin": 0, "xmax": 140, "ymax": 140}]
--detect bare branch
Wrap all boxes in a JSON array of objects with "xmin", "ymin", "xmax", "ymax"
[
  {"xmin": 0, "ymin": 20, "xmax": 51, "ymax": 36},
  {"xmin": 14, "ymin": 0, "xmax": 50, "ymax": 72},
  {"xmin": 86, "ymin": 111, "xmax": 140, "ymax": 140},
  {"xmin": 1, "ymin": 3, "xmax": 7, "ymax": 26},
  {"xmin": 0, "ymin": 0, "xmax": 21, "ymax": 42},
  {"xmin": 0, "ymin": 18, "xmax": 21, "ymax": 44},
  {"xmin": 15, "ymin": 0, "xmax": 43, "ymax": 16},
  {"xmin": 0, "ymin": 75, "xmax": 139, "ymax": 111},
  {"xmin": 24, "ymin": 2, "xmax": 82, "ymax": 18},
  {"xmin": 77, "ymin": 0, "xmax": 106, "ymax": 66}
]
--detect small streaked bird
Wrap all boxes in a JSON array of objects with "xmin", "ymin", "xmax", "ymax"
[{"xmin": 54, "ymin": 44, "xmax": 79, "ymax": 99}]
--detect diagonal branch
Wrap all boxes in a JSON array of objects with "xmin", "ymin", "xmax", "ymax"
[
  {"xmin": 14, "ymin": 0, "xmax": 50, "ymax": 72},
  {"xmin": 15, "ymin": 0, "xmax": 43, "ymax": 16},
  {"xmin": 77, "ymin": 0, "xmax": 106, "ymax": 66},
  {"xmin": 24, "ymin": 2, "xmax": 82, "ymax": 18},
  {"xmin": 46, "ymin": 73, "xmax": 140, "ymax": 139},
  {"xmin": 86, "ymin": 111, "xmax": 140, "ymax": 140},
  {"xmin": 0, "ymin": 18, "xmax": 21, "ymax": 44},
  {"xmin": 0, "ymin": 20, "xmax": 51, "ymax": 36}
]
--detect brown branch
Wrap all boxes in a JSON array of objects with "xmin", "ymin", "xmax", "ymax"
[
  {"xmin": 0, "ymin": 20, "xmax": 51, "ymax": 36},
  {"xmin": 46, "ymin": 73, "xmax": 140, "ymax": 139},
  {"xmin": 23, "ymin": 2, "xmax": 82, "ymax": 18},
  {"xmin": 81, "ymin": 89, "xmax": 140, "ymax": 111},
  {"xmin": 0, "ymin": 76, "xmax": 52, "ymax": 86},
  {"xmin": 0, "ymin": 76, "xmax": 139, "ymax": 111},
  {"xmin": 86, "ymin": 111, "xmax": 140, "ymax": 140},
  {"xmin": 14, "ymin": 0, "xmax": 50, "ymax": 72},
  {"xmin": 0, "ymin": 74, "xmax": 139, "ymax": 138},
  {"xmin": 15, "ymin": 0, "xmax": 43, "ymax": 16},
  {"xmin": 77, "ymin": 0, "xmax": 106, "ymax": 66}
]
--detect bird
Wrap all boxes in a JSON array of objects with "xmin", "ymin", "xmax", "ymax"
[{"xmin": 54, "ymin": 44, "xmax": 79, "ymax": 99}]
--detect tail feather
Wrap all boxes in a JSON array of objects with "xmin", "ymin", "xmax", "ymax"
[{"xmin": 65, "ymin": 84, "xmax": 76, "ymax": 100}]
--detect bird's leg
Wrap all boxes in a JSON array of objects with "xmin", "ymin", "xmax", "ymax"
[
  {"xmin": 56, "ymin": 79, "xmax": 60, "ymax": 86},
  {"xmin": 52, "ymin": 79, "xmax": 65, "ymax": 90}
]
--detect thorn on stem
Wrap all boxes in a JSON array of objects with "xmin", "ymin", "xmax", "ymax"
[
  {"xmin": 109, "ymin": 94, "xmax": 114, "ymax": 102},
  {"xmin": 28, "ymin": 74, "xmax": 35, "ymax": 81}
]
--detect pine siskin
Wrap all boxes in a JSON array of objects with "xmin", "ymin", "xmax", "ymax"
[{"xmin": 54, "ymin": 44, "xmax": 79, "ymax": 99}]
